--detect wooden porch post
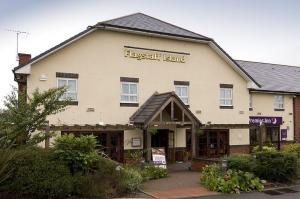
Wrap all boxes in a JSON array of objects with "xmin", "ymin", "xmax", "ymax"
[
  {"xmin": 191, "ymin": 123, "xmax": 196, "ymax": 158},
  {"xmin": 143, "ymin": 129, "xmax": 152, "ymax": 162}
]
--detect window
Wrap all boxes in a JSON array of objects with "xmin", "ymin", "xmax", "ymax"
[
  {"xmin": 57, "ymin": 78, "xmax": 77, "ymax": 101},
  {"xmin": 120, "ymin": 82, "xmax": 138, "ymax": 103},
  {"xmin": 175, "ymin": 85, "xmax": 189, "ymax": 104},
  {"xmin": 220, "ymin": 87, "xmax": 233, "ymax": 106},
  {"xmin": 274, "ymin": 95, "xmax": 284, "ymax": 110},
  {"xmin": 249, "ymin": 93, "xmax": 253, "ymax": 110}
]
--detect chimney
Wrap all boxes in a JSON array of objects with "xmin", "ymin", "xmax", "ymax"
[{"xmin": 18, "ymin": 53, "xmax": 31, "ymax": 65}]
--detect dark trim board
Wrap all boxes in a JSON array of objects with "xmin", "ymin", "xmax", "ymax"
[
  {"xmin": 120, "ymin": 77, "xmax": 139, "ymax": 82},
  {"xmin": 120, "ymin": 103, "xmax": 139, "ymax": 107},
  {"xmin": 274, "ymin": 108, "xmax": 285, "ymax": 111},
  {"xmin": 220, "ymin": 84, "xmax": 233, "ymax": 88},
  {"xmin": 220, "ymin": 106, "xmax": 234, "ymax": 109},
  {"xmin": 124, "ymin": 45, "xmax": 190, "ymax": 55},
  {"xmin": 174, "ymin": 81, "xmax": 190, "ymax": 86},
  {"xmin": 56, "ymin": 72, "xmax": 79, "ymax": 79}
]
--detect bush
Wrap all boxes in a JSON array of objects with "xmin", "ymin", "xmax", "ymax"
[
  {"xmin": 223, "ymin": 155, "xmax": 255, "ymax": 173},
  {"xmin": 53, "ymin": 134, "xmax": 99, "ymax": 173},
  {"xmin": 9, "ymin": 147, "xmax": 73, "ymax": 198},
  {"xmin": 254, "ymin": 151, "xmax": 298, "ymax": 182},
  {"xmin": 140, "ymin": 165, "xmax": 168, "ymax": 181},
  {"xmin": 282, "ymin": 143, "xmax": 300, "ymax": 157},
  {"xmin": 281, "ymin": 143, "xmax": 300, "ymax": 177},
  {"xmin": 252, "ymin": 145, "xmax": 277, "ymax": 153},
  {"xmin": 201, "ymin": 164, "xmax": 264, "ymax": 194},
  {"xmin": 119, "ymin": 167, "xmax": 143, "ymax": 192}
]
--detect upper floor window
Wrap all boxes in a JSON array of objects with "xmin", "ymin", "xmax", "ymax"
[
  {"xmin": 274, "ymin": 95, "xmax": 284, "ymax": 110},
  {"xmin": 220, "ymin": 84, "xmax": 233, "ymax": 108},
  {"xmin": 249, "ymin": 93, "xmax": 253, "ymax": 110},
  {"xmin": 120, "ymin": 77, "xmax": 139, "ymax": 105},
  {"xmin": 174, "ymin": 81, "xmax": 189, "ymax": 105},
  {"xmin": 56, "ymin": 72, "xmax": 79, "ymax": 102}
]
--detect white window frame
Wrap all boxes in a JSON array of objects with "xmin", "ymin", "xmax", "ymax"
[
  {"xmin": 220, "ymin": 87, "xmax": 233, "ymax": 106},
  {"xmin": 249, "ymin": 93, "xmax": 253, "ymax": 109},
  {"xmin": 274, "ymin": 95, "xmax": 284, "ymax": 110},
  {"xmin": 175, "ymin": 85, "xmax": 189, "ymax": 105},
  {"xmin": 57, "ymin": 78, "xmax": 78, "ymax": 101},
  {"xmin": 120, "ymin": 81, "xmax": 138, "ymax": 104}
]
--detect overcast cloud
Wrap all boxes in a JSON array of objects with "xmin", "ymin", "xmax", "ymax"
[{"xmin": 0, "ymin": 0, "xmax": 299, "ymax": 107}]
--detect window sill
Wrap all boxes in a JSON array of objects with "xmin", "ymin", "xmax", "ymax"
[
  {"xmin": 220, "ymin": 105, "xmax": 233, "ymax": 109},
  {"xmin": 274, "ymin": 108, "xmax": 285, "ymax": 111},
  {"xmin": 120, "ymin": 103, "xmax": 139, "ymax": 107}
]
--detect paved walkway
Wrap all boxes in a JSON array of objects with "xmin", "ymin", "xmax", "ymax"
[{"xmin": 141, "ymin": 169, "xmax": 218, "ymax": 199}]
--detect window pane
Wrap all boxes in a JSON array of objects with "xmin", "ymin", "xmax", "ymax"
[
  {"xmin": 181, "ymin": 87, "xmax": 187, "ymax": 96},
  {"xmin": 68, "ymin": 80, "xmax": 76, "ymax": 92},
  {"xmin": 67, "ymin": 93, "xmax": 77, "ymax": 100},
  {"xmin": 175, "ymin": 87, "xmax": 181, "ymax": 95},
  {"xmin": 225, "ymin": 89, "xmax": 231, "ymax": 98},
  {"xmin": 130, "ymin": 96, "xmax": 138, "ymax": 102},
  {"xmin": 121, "ymin": 95, "xmax": 129, "ymax": 102},
  {"xmin": 58, "ymin": 79, "xmax": 67, "ymax": 87},
  {"xmin": 220, "ymin": 89, "xmax": 225, "ymax": 98},
  {"xmin": 181, "ymin": 97, "xmax": 188, "ymax": 104},
  {"xmin": 220, "ymin": 99, "xmax": 225, "ymax": 105},
  {"xmin": 129, "ymin": 84, "xmax": 137, "ymax": 94},
  {"xmin": 122, "ymin": 83, "xmax": 129, "ymax": 94}
]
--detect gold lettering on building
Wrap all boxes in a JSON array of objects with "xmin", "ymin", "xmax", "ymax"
[{"xmin": 124, "ymin": 48, "xmax": 186, "ymax": 63}]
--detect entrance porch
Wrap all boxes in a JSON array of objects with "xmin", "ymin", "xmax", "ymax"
[{"xmin": 129, "ymin": 92, "xmax": 201, "ymax": 163}]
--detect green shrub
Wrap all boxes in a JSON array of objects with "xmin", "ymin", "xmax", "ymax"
[
  {"xmin": 223, "ymin": 155, "xmax": 255, "ymax": 173},
  {"xmin": 53, "ymin": 134, "xmax": 99, "ymax": 173},
  {"xmin": 252, "ymin": 146, "xmax": 277, "ymax": 153},
  {"xmin": 140, "ymin": 165, "xmax": 167, "ymax": 181},
  {"xmin": 119, "ymin": 167, "xmax": 143, "ymax": 192},
  {"xmin": 254, "ymin": 151, "xmax": 298, "ymax": 182},
  {"xmin": 9, "ymin": 147, "xmax": 73, "ymax": 198},
  {"xmin": 73, "ymin": 172, "xmax": 119, "ymax": 199},
  {"xmin": 201, "ymin": 164, "xmax": 264, "ymax": 194},
  {"xmin": 282, "ymin": 143, "xmax": 300, "ymax": 157}
]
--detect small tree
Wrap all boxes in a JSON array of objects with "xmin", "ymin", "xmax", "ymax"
[{"xmin": 0, "ymin": 87, "xmax": 69, "ymax": 146}]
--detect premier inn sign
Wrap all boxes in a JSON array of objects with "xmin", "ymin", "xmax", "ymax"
[{"xmin": 124, "ymin": 48, "xmax": 186, "ymax": 63}]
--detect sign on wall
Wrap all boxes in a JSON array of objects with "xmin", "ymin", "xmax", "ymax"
[
  {"xmin": 249, "ymin": 116, "xmax": 283, "ymax": 125},
  {"xmin": 152, "ymin": 148, "xmax": 167, "ymax": 169},
  {"xmin": 131, "ymin": 138, "xmax": 142, "ymax": 147},
  {"xmin": 124, "ymin": 47, "xmax": 187, "ymax": 63},
  {"xmin": 281, "ymin": 129, "xmax": 287, "ymax": 141}
]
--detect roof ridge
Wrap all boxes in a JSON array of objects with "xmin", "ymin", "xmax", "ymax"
[
  {"xmin": 138, "ymin": 13, "xmax": 211, "ymax": 40},
  {"xmin": 236, "ymin": 59, "xmax": 300, "ymax": 69},
  {"xmin": 97, "ymin": 12, "xmax": 141, "ymax": 25}
]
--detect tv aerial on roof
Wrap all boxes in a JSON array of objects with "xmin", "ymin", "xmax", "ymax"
[{"xmin": 5, "ymin": 29, "xmax": 29, "ymax": 61}]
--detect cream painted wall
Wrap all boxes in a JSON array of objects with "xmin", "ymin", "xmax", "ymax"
[
  {"xmin": 250, "ymin": 92, "xmax": 294, "ymax": 141},
  {"xmin": 124, "ymin": 129, "xmax": 143, "ymax": 150},
  {"xmin": 175, "ymin": 128, "xmax": 187, "ymax": 147},
  {"xmin": 27, "ymin": 29, "xmax": 250, "ymax": 127},
  {"xmin": 230, "ymin": 129, "xmax": 250, "ymax": 145}
]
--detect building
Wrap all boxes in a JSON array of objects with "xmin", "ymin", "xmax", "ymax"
[{"xmin": 13, "ymin": 13, "xmax": 299, "ymax": 163}]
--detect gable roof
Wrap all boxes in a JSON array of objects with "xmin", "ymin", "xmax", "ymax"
[
  {"xmin": 96, "ymin": 13, "xmax": 211, "ymax": 41},
  {"xmin": 130, "ymin": 92, "xmax": 201, "ymax": 127},
  {"xmin": 237, "ymin": 60, "xmax": 300, "ymax": 93},
  {"xmin": 12, "ymin": 13, "xmax": 259, "ymax": 87}
]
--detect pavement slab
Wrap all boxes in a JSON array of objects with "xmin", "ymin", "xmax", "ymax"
[{"xmin": 141, "ymin": 171, "xmax": 218, "ymax": 199}]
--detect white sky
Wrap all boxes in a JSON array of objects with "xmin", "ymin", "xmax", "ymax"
[{"xmin": 0, "ymin": 0, "xmax": 299, "ymax": 107}]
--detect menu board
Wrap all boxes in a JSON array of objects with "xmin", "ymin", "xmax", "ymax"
[{"xmin": 151, "ymin": 148, "xmax": 167, "ymax": 169}]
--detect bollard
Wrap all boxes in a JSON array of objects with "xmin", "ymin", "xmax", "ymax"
[{"xmin": 221, "ymin": 159, "xmax": 228, "ymax": 173}]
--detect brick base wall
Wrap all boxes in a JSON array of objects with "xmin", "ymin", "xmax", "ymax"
[
  {"xmin": 229, "ymin": 145, "xmax": 250, "ymax": 154},
  {"xmin": 294, "ymin": 96, "xmax": 300, "ymax": 141}
]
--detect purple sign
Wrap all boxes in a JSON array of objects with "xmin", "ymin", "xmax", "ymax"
[
  {"xmin": 249, "ymin": 116, "xmax": 283, "ymax": 125},
  {"xmin": 281, "ymin": 129, "xmax": 287, "ymax": 141}
]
